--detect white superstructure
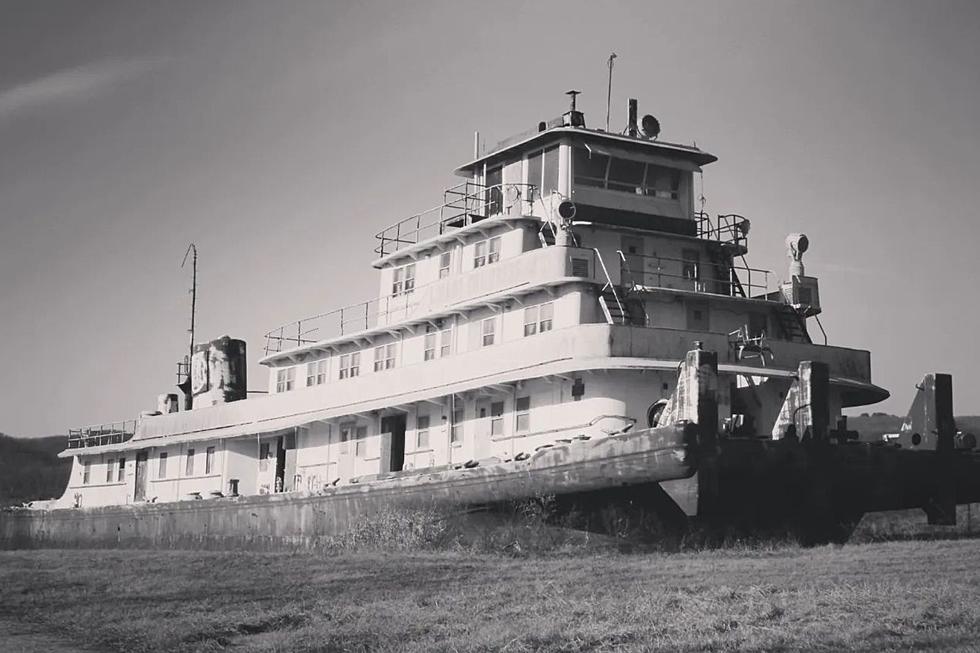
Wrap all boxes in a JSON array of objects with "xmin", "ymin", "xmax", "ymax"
[{"xmin": 55, "ymin": 97, "xmax": 887, "ymax": 508}]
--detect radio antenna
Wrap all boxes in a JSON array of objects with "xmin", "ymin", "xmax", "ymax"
[
  {"xmin": 181, "ymin": 243, "xmax": 198, "ymax": 366},
  {"xmin": 605, "ymin": 52, "xmax": 617, "ymax": 132}
]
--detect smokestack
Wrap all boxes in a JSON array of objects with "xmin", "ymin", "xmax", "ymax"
[{"xmin": 627, "ymin": 98, "xmax": 638, "ymax": 137}]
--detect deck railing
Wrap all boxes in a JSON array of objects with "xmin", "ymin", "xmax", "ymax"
[
  {"xmin": 67, "ymin": 420, "xmax": 137, "ymax": 450},
  {"xmin": 262, "ymin": 294, "xmax": 421, "ymax": 356},
  {"xmin": 374, "ymin": 182, "xmax": 537, "ymax": 257},
  {"xmin": 619, "ymin": 251, "xmax": 773, "ymax": 299},
  {"xmin": 696, "ymin": 212, "xmax": 750, "ymax": 252}
]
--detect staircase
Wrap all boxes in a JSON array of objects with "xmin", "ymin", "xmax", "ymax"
[
  {"xmin": 599, "ymin": 289, "xmax": 631, "ymax": 324},
  {"xmin": 593, "ymin": 248, "xmax": 632, "ymax": 325},
  {"xmin": 774, "ymin": 305, "xmax": 812, "ymax": 343}
]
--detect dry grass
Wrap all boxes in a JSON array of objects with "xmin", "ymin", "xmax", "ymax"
[{"xmin": 2, "ymin": 537, "xmax": 979, "ymax": 652}]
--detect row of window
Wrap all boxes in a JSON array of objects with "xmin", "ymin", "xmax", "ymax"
[
  {"xmin": 573, "ymin": 147, "xmax": 681, "ymax": 199},
  {"xmin": 80, "ymin": 447, "xmax": 215, "ymax": 485},
  {"xmin": 276, "ymin": 302, "xmax": 554, "ymax": 392},
  {"xmin": 390, "ymin": 237, "xmax": 501, "ymax": 298}
]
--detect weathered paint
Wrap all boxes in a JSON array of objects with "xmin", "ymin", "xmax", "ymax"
[{"xmin": 0, "ymin": 422, "xmax": 697, "ymax": 550}]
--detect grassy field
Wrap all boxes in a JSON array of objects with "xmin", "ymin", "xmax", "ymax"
[{"xmin": 1, "ymin": 538, "xmax": 979, "ymax": 652}]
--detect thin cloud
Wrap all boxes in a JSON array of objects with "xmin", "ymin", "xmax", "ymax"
[{"xmin": 0, "ymin": 58, "xmax": 166, "ymax": 121}]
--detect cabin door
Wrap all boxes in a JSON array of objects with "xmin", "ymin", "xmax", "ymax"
[
  {"xmin": 474, "ymin": 400, "xmax": 494, "ymax": 460},
  {"xmin": 134, "ymin": 451, "xmax": 148, "ymax": 502},
  {"xmin": 380, "ymin": 415, "xmax": 407, "ymax": 473}
]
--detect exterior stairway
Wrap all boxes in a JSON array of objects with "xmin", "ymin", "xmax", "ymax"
[
  {"xmin": 599, "ymin": 288, "xmax": 631, "ymax": 325},
  {"xmin": 775, "ymin": 304, "xmax": 812, "ymax": 343}
]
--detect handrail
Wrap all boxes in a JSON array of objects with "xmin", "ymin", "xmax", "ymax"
[
  {"xmin": 67, "ymin": 419, "xmax": 138, "ymax": 450},
  {"xmin": 375, "ymin": 182, "xmax": 538, "ymax": 257},
  {"xmin": 619, "ymin": 251, "xmax": 773, "ymax": 298},
  {"xmin": 593, "ymin": 247, "xmax": 626, "ymax": 322},
  {"xmin": 264, "ymin": 245, "xmax": 600, "ymax": 356},
  {"xmin": 615, "ymin": 249, "xmax": 637, "ymax": 291},
  {"xmin": 696, "ymin": 212, "xmax": 750, "ymax": 251}
]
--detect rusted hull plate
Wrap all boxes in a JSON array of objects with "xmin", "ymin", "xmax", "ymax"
[{"xmin": 0, "ymin": 424, "xmax": 696, "ymax": 550}]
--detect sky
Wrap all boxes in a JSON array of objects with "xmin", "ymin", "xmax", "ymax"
[{"xmin": 2, "ymin": 0, "xmax": 980, "ymax": 437}]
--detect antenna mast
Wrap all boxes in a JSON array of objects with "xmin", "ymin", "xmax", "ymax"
[
  {"xmin": 181, "ymin": 243, "xmax": 198, "ymax": 366},
  {"xmin": 605, "ymin": 52, "xmax": 617, "ymax": 132}
]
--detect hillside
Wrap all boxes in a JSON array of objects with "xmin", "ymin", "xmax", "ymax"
[
  {"xmin": 848, "ymin": 413, "xmax": 980, "ymax": 442},
  {"xmin": 0, "ymin": 434, "xmax": 71, "ymax": 507}
]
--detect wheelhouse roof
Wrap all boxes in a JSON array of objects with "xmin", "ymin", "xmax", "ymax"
[{"xmin": 453, "ymin": 125, "xmax": 718, "ymax": 177}]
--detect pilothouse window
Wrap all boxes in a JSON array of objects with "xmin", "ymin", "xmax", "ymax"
[{"xmin": 573, "ymin": 147, "xmax": 682, "ymax": 200}]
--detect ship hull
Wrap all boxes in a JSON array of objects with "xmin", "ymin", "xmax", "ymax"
[{"xmin": 0, "ymin": 423, "xmax": 697, "ymax": 550}]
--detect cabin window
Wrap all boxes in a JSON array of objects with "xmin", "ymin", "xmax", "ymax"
[
  {"xmin": 185, "ymin": 449, "xmax": 195, "ymax": 476},
  {"xmin": 425, "ymin": 325, "xmax": 452, "ymax": 360},
  {"xmin": 451, "ymin": 405, "xmax": 465, "ymax": 444},
  {"xmin": 117, "ymin": 457, "xmax": 126, "ymax": 482},
  {"xmin": 573, "ymin": 147, "xmax": 682, "ymax": 200},
  {"xmin": 525, "ymin": 145, "xmax": 560, "ymax": 199},
  {"xmin": 373, "ymin": 343, "xmax": 397, "ymax": 371},
  {"xmin": 259, "ymin": 442, "xmax": 271, "ymax": 471},
  {"xmin": 105, "ymin": 458, "xmax": 114, "ymax": 483},
  {"xmin": 490, "ymin": 401, "xmax": 504, "ymax": 436},
  {"xmin": 339, "ymin": 352, "xmax": 360, "ymax": 379},
  {"xmin": 515, "ymin": 396, "xmax": 531, "ymax": 433},
  {"xmin": 205, "ymin": 447, "xmax": 215, "ymax": 475},
  {"xmin": 644, "ymin": 165, "xmax": 681, "ymax": 200},
  {"xmin": 440, "ymin": 326, "xmax": 452, "ymax": 357},
  {"xmin": 523, "ymin": 302, "xmax": 554, "ymax": 336},
  {"xmin": 481, "ymin": 318, "xmax": 496, "ymax": 347},
  {"xmin": 484, "ymin": 166, "xmax": 503, "ymax": 215},
  {"xmin": 306, "ymin": 359, "xmax": 327, "ymax": 387},
  {"xmin": 573, "ymin": 147, "xmax": 609, "ymax": 188},
  {"xmin": 416, "ymin": 415, "xmax": 430, "ymax": 449},
  {"xmin": 438, "ymin": 251, "xmax": 451, "ymax": 278},
  {"xmin": 473, "ymin": 237, "xmax": 501, "ymax": 268},
  {"xmin": 82, "ymin": 460, "xmax": 91, "ymax": 484},
  {"xmin": 158, "ymin": 453, "xmax": 168, "ymax": 479},
  {"xmin": 276, "ymin": 367, "xmax": 295, "ymax": 393},
  {"xmin": 608, "ymin": 158, "xmax": 645, "ymax": 193},
  {"xmin": 392, "ymin": 263, "xmax": 416, "ymax": 297}
]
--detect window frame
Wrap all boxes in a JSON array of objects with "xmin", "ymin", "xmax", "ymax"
[
  {"xmin": 276, "ymin": 366, "xmax": 296, "ymax": 393},
  {"xmin": 158, "ymin": 452, "xmax": 168, "ymax": 479},
  {"xmin": 391, "ymin": 263, "xmax": 416, "ymax": 297},
  {"xmin": 82, "ymin": 460, "xmax": 91, "ymax": 485},
  {"xmin": 205, "ymin": 446, "xmax": 216, "ymax": 475},
  {"xmin": 185, "ymin": 448, "xmax": 195, "ymax": 477},
  {"xmin": 490, "ymin": 401, "xmax": 504, "ymax": 437},
  {"xmin": 438, "ymin": 251, "xmax": 451, "ymax": 279},
  {"xmin": 481, "ymin": 317, "xmax": 496, "ymax": 347},
  {"xmin": 473, "ymin": 236, "xmax": 501, "ymax": 268},
  {"xmin": 117, "ymin": 457, "xmax": 126, "ymax": 483},
  {"xmin": 105, "ymin": 457, "xmax": 114, "ymax": 483},
  {"xmin": 416, "ymin": 415, "xmax": 430, "ymax": 449},
  {"xmin": 515, "ymin": 396, "xmax": 531, "ymax": 433},
  {"xmin": 373, "ymin": 343, "xmax": 397, "ymax": 372},
  {"xmin": 306, "ymin": 359, "xmax": 327, "ymax": 387},
  {"xmin": 339, "ymin": 352, "xmax": 360, "ymax": 379}
]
